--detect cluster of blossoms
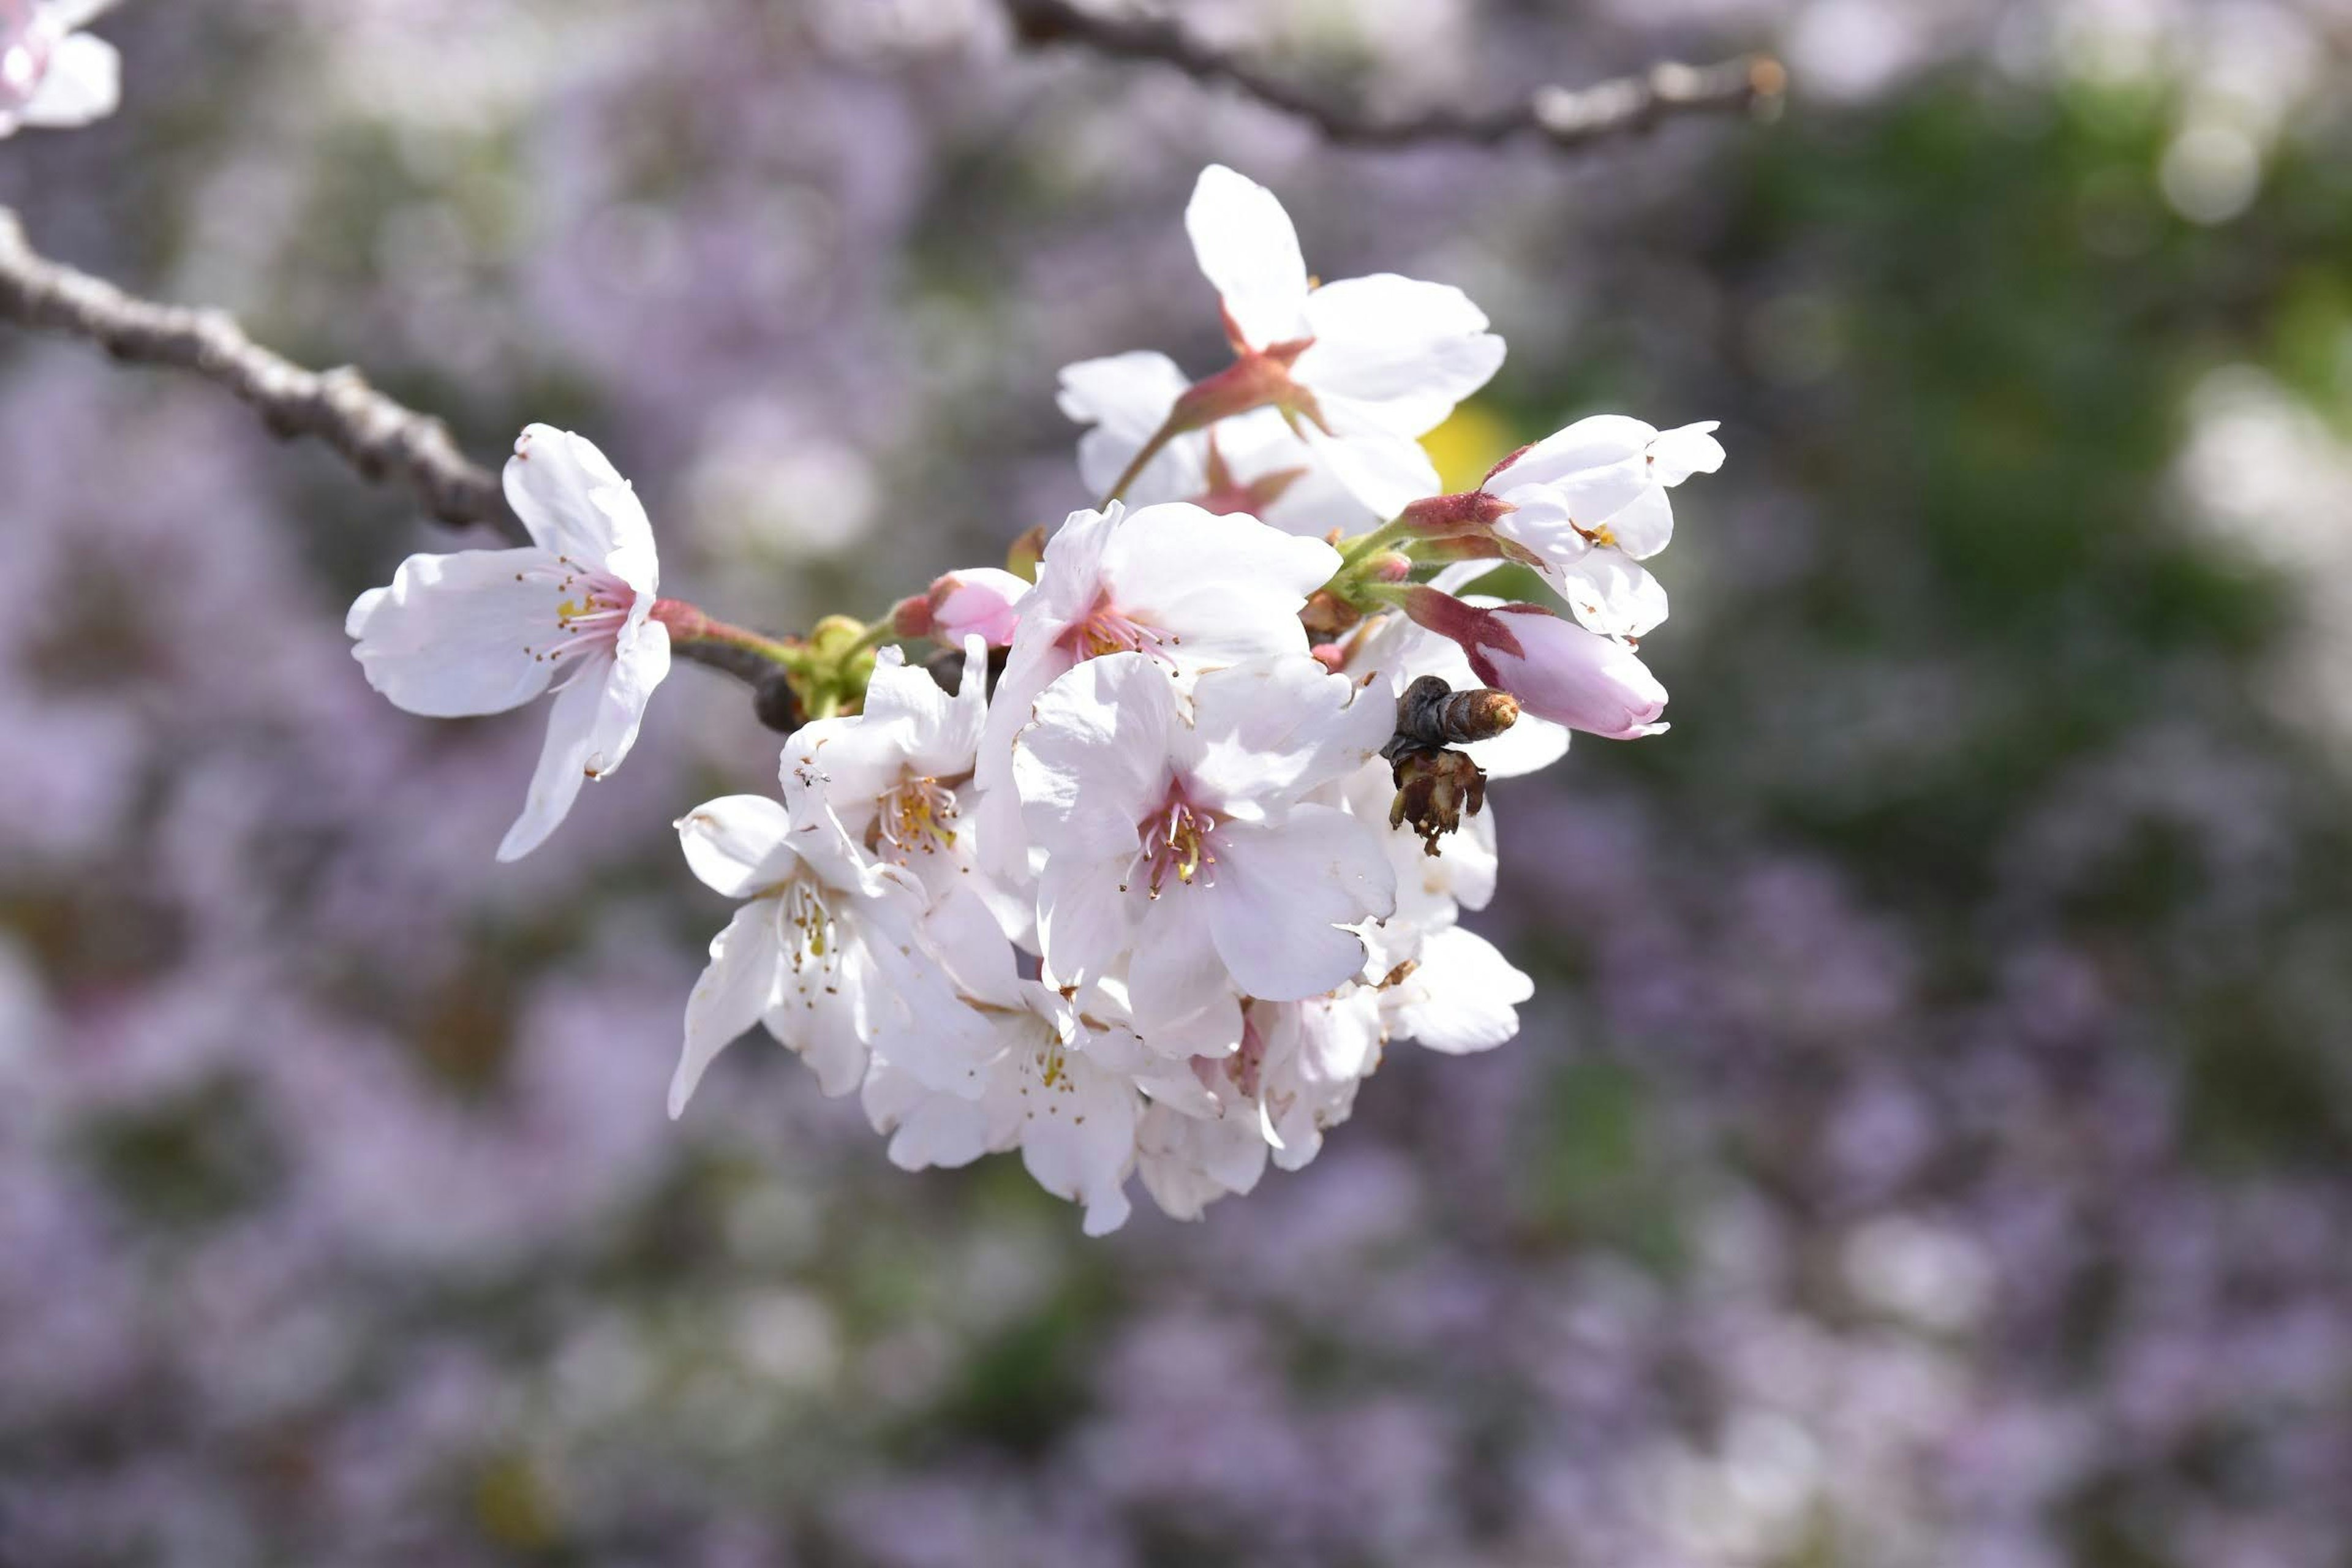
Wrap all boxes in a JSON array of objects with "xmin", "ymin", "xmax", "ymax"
[
  {"xmin": 345, "ymin": 166, "xmax": 1722, "ymax": 1232},
  {"xmin": 0, "ymin": 0, "xmax": 117, "ymax": 138}
]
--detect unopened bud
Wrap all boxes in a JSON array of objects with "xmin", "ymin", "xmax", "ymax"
[
  {"xmin": 890, "ymin": 594, "xmax": 934, "ymax": 640},
  {"xmin": 1399, "ymin": 489, "xmax": 1515, "ymax": 538}
]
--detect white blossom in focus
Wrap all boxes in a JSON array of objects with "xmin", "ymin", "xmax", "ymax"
[
  {"xmin": 668, "ymin": 772, "xmax": 989, "ymax": 1116},
  {"xmin": 862, "ymin": 890, "xmax": 1150, "ymax": 1235},
  {"xmin": 1487, "ymin": 417, "xmax": 1725, "ymax": 638},
  {"xmin": 782, "ymin": 637, "xmax": 988, "ymax": 900},
  {"xmin": 1181, "ymin": 164, "xmax": 1506, "ymax": 517},
  {"xmin": 972, "ymin": 499, "xmax": 1339, "ymax": 882},
  {"xmin": 347, "ymin": 426, "xmax": 671, "ymax": 861},
  {"xmin": 1012, "ymin": 652, "xmax": 1396, "ymax": 1052},
  {"xmin": 0, "ymin": 0, "xmax": 118, "ymax": 138}
]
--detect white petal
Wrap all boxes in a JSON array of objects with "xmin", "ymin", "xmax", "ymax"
[
  {"xmin": 1389, "ymin": 925, "xmax": 1530, "ymax": 1054},
  {"xmin": 862, "ymin": 640, "xmax": 983, "ymax": 778},
  {"xmin": 676, "ymin": 794, "xmax": 797, "ymax": 895},
  {"xmin": 781, "ymin": 712, "xmax": 913, "ymax": 838},
  {"xmin": 1014, "ymin": 653, "xmax": 1179, "ymax": 862},
  {"xmin": 580, "ymin": 611, "xmax": 669, "ymax": 778},
  {"xmin": 1556, "ymin": 546, "xmax": 1669, "ymax": 639},
  {"xmin": 1299, "ymin": 418, "xmax": 1444, "ymax": 521},
  {"xmin": 1493, "ymin": 415, "xmax": 1656, "ymax": 491},
  {"xmin": 1188, "ymin": 656, "xmax": 1395, "ymax": 807},
  {"xmin": 1035, "ymin": 854, "xmax": 1136, "ymax": 990},
  {"xmin": 763, "ymin": 936, "xmax": 873, "ymax": 1098},
  {"xmin": 865, "ymin": 1060, "xmax": 995, "ymax": 1170},
  {"xmin": 1057, "ymin": 350, "xmax": 1204, "ymax": 503},
  {"xmin": 345, "ymin": 548, "xmax": 564, "ymax": 717},
  {"xmin": 1294, "ymin": 274, "xmax": 1504, "ymax": 432},
  {"xmin": 669, "ymin": 898, "xmax": 786, "ymax": 1117},
  {"xmin": 502, "ymin": 426, "xmax": 654, "ymax": 578},
  {"xmin": 1648, "ymin": 421, "xmax": 1725, "ymax": 485},
  {"xmin": 21, "ymin": 31, "xmax": 115, "ymax": 127},
  {"xmin": 1596, "ymin": 481, "xmax": 1675, "ymax": 559},
  {"xmin": 921, "ymin": 883, "xmax": 1026, "ymax": 1010},
  {"xmin": 1102, "ymin": 503, "xmax": 1337, "ymax": 666},
  {"xmin": 1206, "ymin": 807, "xmax": 1395, "ymax": 1000},
  {"xmin": 1125, "ymin": 894, "xmax": 1232, "ymax": 1038},
  {"xmin": 495, "ymin": 660, "xmax": 606, "ymax": 862},
  {"xmin": 1185, "ymin": 165, "xmax": 1311, "ymax": 350}
]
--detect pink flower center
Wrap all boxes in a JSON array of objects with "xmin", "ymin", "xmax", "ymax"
[
  {"xmin": 1129, "ymin": 793, "xmax": 1221, "ymax": 898},
  {"xmin": 1058, "ymin": 593, "xmax": 1172, "ymax": 663},
  {"xmin": 519, "ymin": 556, "xmax": 637, "ymax": 671}
]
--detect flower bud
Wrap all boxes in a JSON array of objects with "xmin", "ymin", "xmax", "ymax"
[
  {"xmin": 925, "ymin": 567, "xmax": 1030, "ymax": 648},
  {"xmin": 1399, "ymin": 589, "xmax": 1667, "ymax": 740},
  {"xmin": 1398, "ymin": 489, "xmax": 1515, "ymax": 539}
]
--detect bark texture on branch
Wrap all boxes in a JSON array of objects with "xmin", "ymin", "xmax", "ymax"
[
  {"xmin": 0, "ymin": 206, "xmax": 784, "ymax": 690},
  {"xmin": 1002, "ymin": 0, "xmax": 1784, "ymax": 152},
  {"xmin": 0, "ymin": 205, "xmax": 518, "ymax": 541}
]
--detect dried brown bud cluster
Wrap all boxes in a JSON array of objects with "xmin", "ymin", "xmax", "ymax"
[{"xmin": 1382, "ymin": 676, "xmax": 1518, "ymax": 855}]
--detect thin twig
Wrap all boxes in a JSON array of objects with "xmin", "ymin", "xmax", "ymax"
[
  {"xmin": 1001, "ymin": 0, "xmax": 1784, "ymax": 152},
  {"xmin": 0, "ymin": 205, "xmax": 788, "ymax": 698},
  {"xmin": 0, "ymin": 205, "xmax": 517, "ymax": 539}
]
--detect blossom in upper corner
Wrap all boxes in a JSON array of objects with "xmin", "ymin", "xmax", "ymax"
[
  {"xmin": 1013, "ymin": 652, "xmax": 1397, "ymax": 1049},
  {"xmin": 1484, "ymin": 417, "xmax": 1725, "ymax": 638},
  {"xmin": 346, "ymin": 426, "xmax": 671, "ymax": 862},
  {"xmin": 0, "ymin": 0, "xmax": 119, "ymax": 137},
  {"xmin": 1400, "ymin": 590, "xmax": 1668, "ymax": 740},
  {"xmin": 1076, "ymin": 165, "xmax": 1504, "ymax": 521}
]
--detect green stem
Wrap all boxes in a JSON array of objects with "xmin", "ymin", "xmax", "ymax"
[{"xmin": 650, "ymin": 598, "xmax": 801, "ymax": 669}]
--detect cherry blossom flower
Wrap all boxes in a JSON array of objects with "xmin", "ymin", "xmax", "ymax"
[
  {"xmin": 973, "ymin": 499, "xmax": 1340, "ymax": 880},
  {"xmin": 780, "ymin": 637, "xmax": 987, "ymax": 899},
  {"xmin": 1175, "ymin": 165, "xmax": 1506, "ymax": 518},
  {"xmin": 0, "ymin": 0, "xmax": 118, "ymax": 138},
  {"xmin": 1012, "ymin": 652, "xmax": 1397, "ymax": 1051},
  {"xmin": 1056, "ymin": 349, "xmax": 1374, "ymax": 538},
  {"xmin": 667, "ymin": 771, "xmax": 987, "ymax": 1118},
  {"xmin": 1486, "ymin": 417, "xmax": 1725, "ymax": 637},
  {"xmin": 861, "ymin": 892, "xmax": 1151, "ymax": 1235},
  {"xmin": 1253, "ymin": 988, "xmax": 1385, "ymax": 1173},
  {"xmin": 346, "ymin": 426, "xmax": 671, "ymax": 861}
]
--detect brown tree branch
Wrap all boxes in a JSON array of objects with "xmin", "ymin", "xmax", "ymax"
[
  {"xmin": 0, "ymin": 205, "xmax": 795, "ymax": 718},
  {"xmin": 1001, "ymin": 0, "xmax": 1784, "ymax": 152},
  {"xmin": 0, "ymin": 205, "xmax": 518, "ymax": 540}
]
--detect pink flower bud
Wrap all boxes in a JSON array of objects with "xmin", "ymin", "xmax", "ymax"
[
  {"xmin": 925, "ymin": 567, "xmax": 1030, "ymax": 648},
  {"xmin": 1399, "ymin": 589, "xmax": 1667, "ymax": 740},
  {"xmin": 1398, "ymin": 489, "xmax": 1515, "ymax": 539}
]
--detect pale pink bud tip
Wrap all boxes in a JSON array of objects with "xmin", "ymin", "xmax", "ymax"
[
  {"xmin": 1473, "ymin": 605, "xmax": 1667, "ymax": 740},
  {"xmin": 926, "ymin": 568, "xmax": 1030, "ymax": 648}
]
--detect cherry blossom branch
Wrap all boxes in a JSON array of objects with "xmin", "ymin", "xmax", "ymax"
[
  {"xmin": 0, "ymin": 205, "xmax": 516, "ymax": 538},
  {"xmin": 0, "ymin": 205, "xmax": 809, "ymax": 715},
  {"xmin": 1001, "ymin": 0, "xmax": 1785, "ymax": 153}
]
